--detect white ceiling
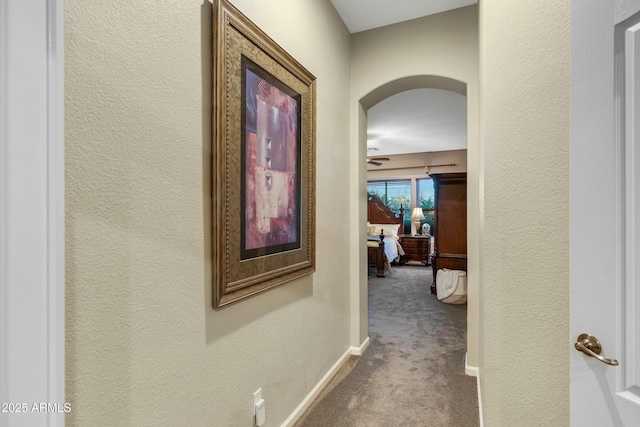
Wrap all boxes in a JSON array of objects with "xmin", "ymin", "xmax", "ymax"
[
  {"xmin": 330, "ymin": 0, "xmax": 474, "ymax": 156},
  {"xmin": 367, "ymin": 89, "xmax": 467, "ymax": 156},
  {"xmin": 330, "ymin": 0, "xmax": 477, "ymax": 33}
]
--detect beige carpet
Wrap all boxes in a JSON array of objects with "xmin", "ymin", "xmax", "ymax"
[{"xmin": 295, "ymin": 265, "xmax": 479, "ymax": 427}]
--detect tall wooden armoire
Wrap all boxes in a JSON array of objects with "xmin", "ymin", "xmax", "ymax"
[{"xmin": 430, "ymin": 173, "xmax": 467, "ymax": 294}]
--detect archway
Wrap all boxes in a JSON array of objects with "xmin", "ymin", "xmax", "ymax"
[{"xmin": 352, "ymin": 74, "xmax": 479, "ymax": 373}]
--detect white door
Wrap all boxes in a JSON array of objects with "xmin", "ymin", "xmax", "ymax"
[
  {"xmin": 571, "ymin": 0, "xmax": 640, "ymax": 424},
  {"xmin": 0, "ymin": 1, "xmax": 65, "ymax": 426}
]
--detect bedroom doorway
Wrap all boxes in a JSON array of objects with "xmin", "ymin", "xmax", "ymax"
[
  {"xmin": 355, "ymin": 74, "xmax": 480, "ymax": 373},
  {"xmin": 354, "ymin": 79, "xmax": 478, "ymax": 424}
]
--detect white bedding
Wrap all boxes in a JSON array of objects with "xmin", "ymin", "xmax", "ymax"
[
  {"xmin": 383, "ymin": 237, "xmax": 403, "ymax": 263},
  {"xmin": 384, "ymin": 237, "xmax": 398, "ymax": 264},
  {"xmin": 367, "ymin": 236, "xmax": 404, "ymax": 264},
  {"xmin": 367, "ymin": 221, "xmax": 406, "ymax": 275}
]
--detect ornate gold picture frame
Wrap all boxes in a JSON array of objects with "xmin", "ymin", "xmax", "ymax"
[{"xmin": 212, "ymin": 0, "xmax": 316, "ymax": 307}]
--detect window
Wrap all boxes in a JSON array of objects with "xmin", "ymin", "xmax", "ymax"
[
  {"xmin": 417, "ymin": 178, "xmax": 434, "ymax": 209},
  {"xmin": 417, "ymin": 178, "xmax": 435, "ymax": 234},
  {"xmin": 367, "ymin": 180, "xmax": 411, "ymax": 232},
  {"xmin": 367, "ymin": 180, "xmax": 411, "ymax": 213}
]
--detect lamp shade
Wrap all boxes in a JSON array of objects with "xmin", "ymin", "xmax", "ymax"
[{"xmin": 411, "ymin": 207, "xmax": 425, "ymax": 220}]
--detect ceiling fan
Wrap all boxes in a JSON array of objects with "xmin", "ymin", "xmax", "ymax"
[{"xmin": 367, "ymin": 157, "xmax": 390, "ymax": 166}]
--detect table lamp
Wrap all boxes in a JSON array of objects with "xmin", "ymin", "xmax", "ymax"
[{"xmin": 412, "ymin": 207, "xmax": 425, "ymax": 235}]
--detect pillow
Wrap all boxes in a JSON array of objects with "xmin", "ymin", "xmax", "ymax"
[
  {"xmin": 368, "ymin": 223, "xmax": 401, "ymax": 240},
  {"xmin": 366, "ymin": 225, "xmax": 377, "ymax": 236}
]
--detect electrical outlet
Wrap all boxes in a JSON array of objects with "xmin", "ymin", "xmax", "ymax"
[{"xmin": 254, "ymin": 388, "xmax": 265, "ymax": 427}]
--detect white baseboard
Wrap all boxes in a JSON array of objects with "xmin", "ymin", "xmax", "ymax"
[
  {"xmin": 465, "ymin": 353, "xmax": 483, "ymax": 427},
  {"xmin": 281, "ymin": 337, "xmax": 370, "ymax": 427},
  {"xmin": 476, "ymin": 370, "xmax": 484, "ymax": 427},
  {"xmin": 465, "ymin": 352, "xmax": 478, "ymax": 377},
  {"xmin": 350, "ymin": 336, "xmax": 370, "ymax": 356}
]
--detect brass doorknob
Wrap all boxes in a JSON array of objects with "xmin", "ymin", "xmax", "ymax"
[{"xmin": 575, "ymin": 333, "xmax": 619, "ymax": 366}]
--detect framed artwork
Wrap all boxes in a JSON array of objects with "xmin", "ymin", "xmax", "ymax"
[{"xmin": 212, "ymin": 0, "xmax": 316, "ymax": 307}]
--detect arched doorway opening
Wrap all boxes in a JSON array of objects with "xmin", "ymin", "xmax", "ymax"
[{"xmin": 352, "ymin": 74, "xmax": 479, "ymax": 374}]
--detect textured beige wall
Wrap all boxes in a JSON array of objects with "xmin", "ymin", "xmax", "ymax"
[
  {"xmin": 350, "ymin": 6, "xmax": 480, "ymax": 366},
  {"xmin": 479, "ymin": 1, "xmax": 570, "ymax": 425},
  {"xmin": 64, "ymin": 1, "xmax": 351, "ymax": 425}
]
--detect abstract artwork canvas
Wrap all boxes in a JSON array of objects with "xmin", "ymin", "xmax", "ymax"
[{"xmin": 242, "ymin": 58, "xmax": 301, "ymax": 259}]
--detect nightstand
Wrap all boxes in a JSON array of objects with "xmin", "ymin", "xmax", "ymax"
[{"xmin": 399, "ymin": 235, "xmax": 431, "ymax": 266}]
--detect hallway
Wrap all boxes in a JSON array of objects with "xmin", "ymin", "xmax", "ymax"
[
  {"xmin": 296, "ymin": 266, "xmax": 479, "ymax": 426},
  {"xmin": 4, "ymin": 0, "xmax": 576, "ymax": 423}
]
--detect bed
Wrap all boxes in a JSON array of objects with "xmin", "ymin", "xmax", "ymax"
[{"xmin": 367, "ymin": 194, "xmax": 405, "ymax": 277}]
